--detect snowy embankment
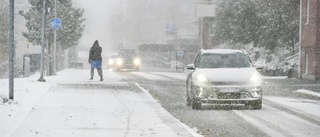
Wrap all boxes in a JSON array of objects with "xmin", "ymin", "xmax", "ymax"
[
  {"xmin": 0, "ymin": 73, "xmax": 56, "ymax": 137},
  {"xmin": 0, "ymin": 69, "xmax": 203, "ymax": 137}
]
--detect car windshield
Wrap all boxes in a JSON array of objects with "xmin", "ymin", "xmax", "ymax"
[
  {"xmin": 119, "ymin": 51, "xmax": 137, "ymax": 58},
  {"xmin": 199, "ymin": 53, "xmax": 251, "ymax": 68},
  {"xmin": 110, "ymin": 55, "xmax": 118, "ymax": 59}
]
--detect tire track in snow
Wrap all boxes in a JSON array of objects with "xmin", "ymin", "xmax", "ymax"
[
  {"xmin": 233, "ymin": 109, "xmax": 286, "ymax": 137},
  {"xmin": 110, "ymin": 90, "xmax": 132, "ymax": 137},
  {"xmin": 234, "ymin": 103, "xmax": 320, "ymax": 137},
  {"xmin": 263, "ymin": 97, "xmax": 320, "ymax": 126}
]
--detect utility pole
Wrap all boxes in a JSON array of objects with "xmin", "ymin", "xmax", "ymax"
[
  {"xmin": 53, "ymin": 0, "xmax": 57, "ymax": 75},
  {"xmin": 38, "ymin": 0, "xmax": 47, "ymax": 82},
  {"xmin": 9, "ymin": 0, "xmax": 14, "ymax": 99},
  {"xmin": 298, "ymin": 0, "xmax": 302, "ymax": 79}
]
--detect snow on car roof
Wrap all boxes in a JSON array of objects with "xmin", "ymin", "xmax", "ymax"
[{"xmin": 201, "ymin": 49, "xmax": 245, "ymax": 54}]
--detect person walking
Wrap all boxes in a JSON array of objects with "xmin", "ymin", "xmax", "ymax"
[{"xmin": 88, "ymin": 40, "xmax": 103, "ymax": 81}]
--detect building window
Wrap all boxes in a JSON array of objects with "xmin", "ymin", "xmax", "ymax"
[
  {"xmin": 305, "ymin": 0, "xmax": 310, "ymax": 25},
  {"xmin": 209, "ymin": 21, "xmax": 215, "ymax": 36},
  {"xmin": 305, "ymin": 52, "xmax": 309, "ymax": 74}
]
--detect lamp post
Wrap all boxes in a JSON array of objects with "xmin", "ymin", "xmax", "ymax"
[
  {"xmin": 38, "ymin": 0, "xmax": 51, "ymax": 82},
  {"xmin": 298, "ymin": 0, "xmax": 302, "ymax": 79},
  {"xmin": 53, "ymin": 0, "xmax": 57, "ymax": 75},
  {"xmin": 38, "ymin": 0, "xmax": 47, "ymax": 82},
  {"xmin": 9, "ymin": 0, "xmax": 14, "ymax": 99}
]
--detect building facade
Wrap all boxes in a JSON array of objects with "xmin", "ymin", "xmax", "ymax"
[
  {"xmin": 301, "ymin": 0, "xmax": 320, "ymax": 80},
  {"xmin": 195, "ymin": 0, "xmax": 216, "ymax": 49}
]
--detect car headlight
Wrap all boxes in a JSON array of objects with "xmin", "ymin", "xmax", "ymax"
[
  {"xmin": 250, "ymin": 73, "xmax": 261, "ymax": 85},
  {"xmin": 108, "ymin": 60, "xmax": 114, "ymax": 65},
  {"xmin": 117, "ymin": 58, "xmax": 123, "ymax": 65},
  {"xmin": 196, "ymin": 74, "xmax": 208, "ymax": 84},
  {"xmin": 134, "ymin": 58, "xmax": 141, "ymax": 66}
]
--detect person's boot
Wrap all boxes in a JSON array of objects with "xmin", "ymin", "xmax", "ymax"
[
  {"xmin": 90, "ymin": 68, "xmax": 94, "ymax": 80},
  {"xmin": 100, "ymin": 77, "xmax": 103, "ymax": 81}
]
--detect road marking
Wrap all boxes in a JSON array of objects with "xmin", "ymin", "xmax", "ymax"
[
  {"xmin": 294, "ymin": 89, "xmax": 320, "ymax": 97},
  {"xmin": 233, "ymin": 110, "xmax": 286, "ymax": 137}
]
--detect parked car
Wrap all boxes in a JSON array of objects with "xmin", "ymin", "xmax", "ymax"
[
  {"xmin": 116, "ymin": 49, "xmax": 141, "ymax": 71},
  {"xmin": 186, "ymin": 49, "xmax": 263, "ymax": 110}
]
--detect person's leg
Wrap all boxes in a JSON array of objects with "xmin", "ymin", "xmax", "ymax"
[
  {"xmin": 90, "ymin": 68, "xmax": 94, "ymax": 80},
  {"xmin": 97, "ymin": 68, "xmax": 103, "ymax": 81},
  {"xmin": 97, "ymin": 61, "xmax": 103, "ymax": 81}
]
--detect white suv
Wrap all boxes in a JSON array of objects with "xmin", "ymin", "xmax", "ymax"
[{"xmin": 186, "ymin": 49, "xmax": 263, "ymax": 109}]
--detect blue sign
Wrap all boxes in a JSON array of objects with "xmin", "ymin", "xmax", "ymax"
[
  {"xmin": 166, "ymin": 23, "xmax": 177, "ymax": 34},
  {"xmin": 177, "ymin": 50, "xmax": 184, "ymax": 56},
  {"xmin": 50, "ymin": 18, "xmax": 62, "ymax": 30}
]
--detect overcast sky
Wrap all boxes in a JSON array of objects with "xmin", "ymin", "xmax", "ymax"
[{"xmin": 75, "ymin": 0, "xmax": 119, "ymax": 55}]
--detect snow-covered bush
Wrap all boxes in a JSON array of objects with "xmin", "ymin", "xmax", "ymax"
[{"xmin": 217, "ymin": 42, "xmax": 298, "ymax": 77}]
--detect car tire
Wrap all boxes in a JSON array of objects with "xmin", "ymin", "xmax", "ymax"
[
  {"xmin": 186, "ymin": 84, "xmax": 191, "ymax": 106},
  {"xmin": 251, "ymin": 99, "xmax": 262, "ymax": 110}
]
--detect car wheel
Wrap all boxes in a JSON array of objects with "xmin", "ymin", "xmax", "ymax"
[
  {"xmin": 250, "ymin": 99, "xmax": 262, "ymax": 110},
  {"xmin": 186, "ymin": 83, "xmax": 191, "ymax": 106},
  {"xmin": 192, "ymin": 99, "xmax": 201, "ymax": 110}
]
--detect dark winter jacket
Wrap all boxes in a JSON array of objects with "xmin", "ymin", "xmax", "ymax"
[{"xmin": 88, "ymin": 40, "xmax": 102, "ymax": 63}]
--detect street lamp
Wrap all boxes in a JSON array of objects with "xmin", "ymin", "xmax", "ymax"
[
  {"xmin": 38, "ymin": 0, "xmax": 52, "ymax": 82},
  {"xmin": 53, "ymin": 0, "xmax": 57, "ymax": 75},
  {"xmin": 9, "ymin": 0, "xmax": 14, "ymax": 99}
]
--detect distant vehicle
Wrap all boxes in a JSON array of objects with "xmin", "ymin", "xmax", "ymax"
[
  {"xmin": 116, "ymin": 49, "xmax": 141, "ymax": 71},
  {"xmin": 107, "ymin": 54, "xmax": 118, "ymax": 70},
  {"xmin": 186, "ymin": 49, "xmax": 263, "ymax": 110}
]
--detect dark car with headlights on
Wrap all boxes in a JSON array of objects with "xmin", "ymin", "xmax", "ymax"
[
  {"xmin": 186, "ymin": 49, "xmax": 263, "ymax": 110},
  {"xmin": 116, "ymin": 49, "xmax": 141, "ymax": 71},
  {"xmin": 107, "ymin": 54, "xmax": 118, "ymax": 70}
]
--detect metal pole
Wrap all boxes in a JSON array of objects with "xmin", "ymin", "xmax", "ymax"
[
  {"xmin": 298, "ymin": 0, "xmax": 302, "ymax": 79},
  {"xmin": 53, "ymin": 0, "xmax": 57, "ymax": 74},
  {"xmin": 9, "ymin": 0, "xmax": 14, "ymax": 99},
  {"xmin": 38, "ymin": 0, "xmax": 46, "ymax": 82}
]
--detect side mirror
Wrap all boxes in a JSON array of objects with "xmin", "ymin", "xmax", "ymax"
[
  {"xmin": 255, "ymin": 65, "xmax": 264, "ymax": 70},
  {"xmin": 186, "ymin": 64, "xmax": 196, "ymax": 70}
]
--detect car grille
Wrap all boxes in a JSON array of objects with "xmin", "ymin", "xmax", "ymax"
[
  {"xmin": 217, "ymin": 93, "xmax": 241, "ymax": 99},
  {"xmin": 123, "ymin": 59, "xmax": 134, "ymax": 67},
  {"xmin": 210, "ymin": 81, "xmax": 248, "ymax": 85}
]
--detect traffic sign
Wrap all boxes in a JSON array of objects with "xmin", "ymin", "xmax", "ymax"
[
  {"xmin": 166, "ymin": 23, "xmax": 177, "ymax": 34},
  {"xmin": 177, "ymin": 50, "xmax": 184, "ymax": 57},
  {"xmin": 50, "ymin": 18, "xmax": 62, "ymax": 30}
]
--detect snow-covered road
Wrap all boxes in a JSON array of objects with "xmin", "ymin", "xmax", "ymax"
[
  {"xmin": 125, "ymin": 71, "xmax": 320, "ymax": 137},
  {"xmin": 1, "ymin": 69, "xmax": 320, "ymax": 137}
]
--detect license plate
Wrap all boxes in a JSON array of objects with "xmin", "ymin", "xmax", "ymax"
[{"xmin": 219, "ymin": 88, "xmax": 239, "ymax": 93}]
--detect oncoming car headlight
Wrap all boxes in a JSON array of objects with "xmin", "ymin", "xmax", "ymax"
[
  {"xmin": 108, "ymin": 60, "xmax": 114, "ymax": 65},
  {"xmin": 116, "ymin": 58, "xmax": 123, "ymax": 66},
  {"xmin": 134, "ymin": 58, "xmax": 141, "ymax": 66}
]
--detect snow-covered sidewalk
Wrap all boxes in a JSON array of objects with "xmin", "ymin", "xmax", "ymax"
[{"xmin": 0, "ymin": 69, "xmax": 202, "ymax": 137}]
